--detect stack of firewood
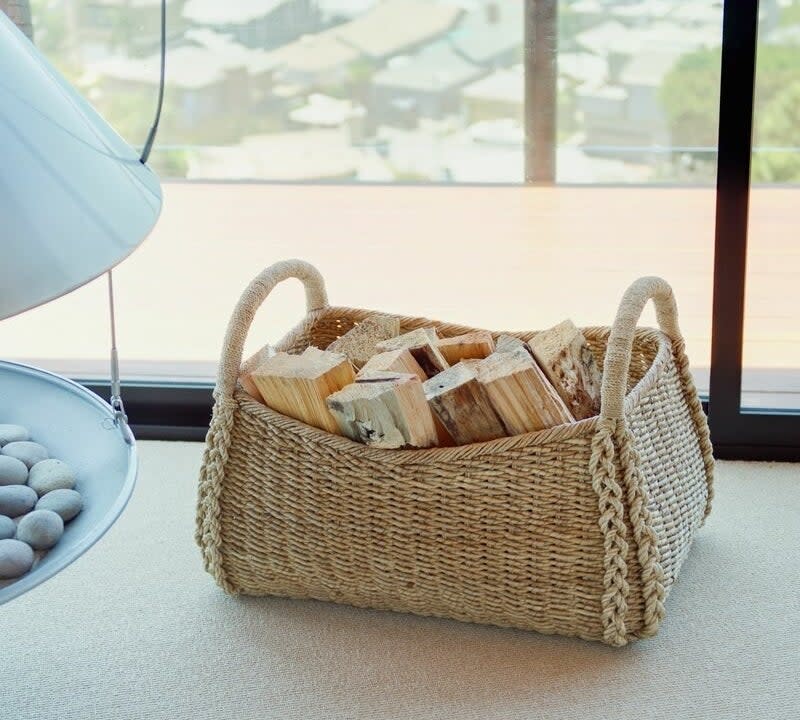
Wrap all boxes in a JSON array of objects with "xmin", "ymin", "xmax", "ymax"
[{"xmin": 240, "ymin": 315, "xmax": 602, "ymax": 449}]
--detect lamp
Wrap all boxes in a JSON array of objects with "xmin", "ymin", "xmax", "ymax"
[{"xmin": 0, "ymin": 12, "xmax": 162, "ymax": 603}]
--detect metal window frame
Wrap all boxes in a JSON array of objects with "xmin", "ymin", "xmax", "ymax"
[
  {"xmin": 77, "ymin": 0, "xmax": 799, "ymax": 458},
  {"xmin": 709, "ymin": 0, "xmax": 800, "ymax": 461}
]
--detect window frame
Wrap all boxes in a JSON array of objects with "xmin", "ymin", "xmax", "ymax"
[
  {"xmin": 708, "ymin": 0, "xmax": 800, "ymax": 460},
  {"xmin": 80, "ymin": 0, "xmax": 800, "ymax": 459}
]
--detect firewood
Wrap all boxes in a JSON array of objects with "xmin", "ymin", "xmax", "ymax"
[
  {"xmin": 527, "ymin": 320, "xmax": 601, "ymax": 420},
  {"xmin": 239, "ymin": 344, "xmax": 276, "ymax": 401},
  {"xmin": 423, "ymin": 363, "xmax": 506, "ymax": 445},
  {"xmin": 358, "ymin": 368, "xmax": 454, "ymax": 446},
  {"xmin": 326, "ymin": 314, "xmax": 401, "ymax": 368},
  {"xmin": 495, "ymin": 334, "xmax": 533, "ymax": 356},
  {"xmin": 327, "ymin": 372, "xmax": 438, "ymax": 448},
  {"xmin": 376, "ymin": 327, "xmax": 448, "ymax": 378},
  {"xmin": 436, "ymin": 331, "xmax": 495, "ymax": 365},
  {"xmin": 250, "ymin": 347, "xmax": 356, "ymax": 434},
  {"xmin": 473, "ymin": 350, "xmax": 574, "ymax": 434},
  {"xmin": 358, "ymin": 348, "xmax": 427, "ymax": 382}
]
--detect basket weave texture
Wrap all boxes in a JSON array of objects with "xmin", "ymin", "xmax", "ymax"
[{"xmin": 197, "ymin": 260, "xmax": 714, "ymax": 646}]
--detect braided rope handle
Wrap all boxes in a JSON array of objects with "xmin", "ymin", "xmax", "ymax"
[
  {"xmin": 215, "ymin": 259, "xmax": 329, "ymax": 400},
  {"xmin": 601, "ymin": 276, "xmax": 682, "ymax": 420},
  {"xmin": 591, "ymin": 276, "xmax": 680, "ymax": 644}
]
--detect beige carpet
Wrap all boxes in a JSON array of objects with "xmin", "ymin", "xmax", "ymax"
[{"xmin": 2, "ymin": 442, "xmax": 798, "ymax": 720}]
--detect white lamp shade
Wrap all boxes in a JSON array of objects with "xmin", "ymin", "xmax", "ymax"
[{"xmin": 0, "ymin": 12, "xmax": 162, "ymax": 321}]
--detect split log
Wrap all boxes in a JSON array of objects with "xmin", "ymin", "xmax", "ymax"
[
  {"xmin": 423, "ymin": 363, "xmax": 506, "ymax": 445},
  {"xmin": 473, "ymin": 350, "xmax": 574, "ymax": 434},
  {"xmin": 436, "ymin": 331, "xmax": 495, "ymax": 365},
  {"xmin": 358, "ymin": 348, "xmax": 427, "ymax": 382},
  {"xmin": 326, "ymin": 314, "xmax": 401, "ymax": 368},
  {"xmin": 376, "ymin": 327, "xmax": 448, "ymax": 378},
  {"xmin": 360, "ymin": 366, "xmax": 454, "ymax": 446},
  {"xmin": 239, "ymin": 344, "xmax": 276, "ymax": 401},
  {"xmin": 250, "ymin": 347, "xmax": 355, "ymax": 434},
  {"xmin": 527, "ymin": 320, "xmax": 601, "ymax": 420},
  {"xmin": 327, "ymin": 372, "xmax": 438, "ymax": 448},
  {"xmin": 495, "ymin": 334, "xmax": 533, "ymax": 356}
]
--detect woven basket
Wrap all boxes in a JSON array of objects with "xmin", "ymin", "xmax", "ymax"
[{"xmin": 197, "ymin": 260, "xmax": 714, "ymax": 646}]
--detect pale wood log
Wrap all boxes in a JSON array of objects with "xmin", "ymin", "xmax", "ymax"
[
  {"xmin": 250, "ymin": 347, "xmax": 356, "ymax": 434},
  {"xmin": 327, "ymin": 372, "xmax": 438, "ymax": 448},
  {"xmin": 473, "ymin": 350, "xmax": 574, "ymax": 435},
  {"xmin": 326, "ymin": 314, "xmax": 401, "ymax": 368},
  {"xmin": 495, "ymin": 334, "xmax": 533, "ymax": 356},
  {"xmin": 239, "ymin": 344, "xmax": 276, "ymax": 401},
  {"xmin": 436, "ymin": 331, "xmax": 495, "ymax": 365},
  {"xmin": 423, "ymin": 363, "xmax": 506, "ymax": 445},
  {"xmin": 358, "ymin": 368, "xmax": 453, "ymax": 446},
  {"xmin": 376, "ymin": 327, "xmax": 448, "ymax": 378},
  {"xmin": 527, "ymin": 320, "xmax": 602, "ymax": 420},
  {"xmin": 358, "ymin": 348, "xmax": 427, "ymax": 382}
]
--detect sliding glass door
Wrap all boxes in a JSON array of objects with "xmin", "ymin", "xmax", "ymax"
[{"xmin": 710, "ymin": 0, "xmax": 800, "ymax": 459}]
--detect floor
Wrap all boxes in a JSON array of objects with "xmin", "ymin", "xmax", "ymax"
[{"xmin": 2, "ymin": 441, "xmax": 798, "ymax": 720}]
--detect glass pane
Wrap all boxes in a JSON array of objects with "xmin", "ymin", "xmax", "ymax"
[
  {"xmin": 0, "ymin": 0, "xmax": 722, "ymax": 390},
  {"xmin": 20, "ymin": 0, "xmax": 726, "ymax": 185},
  {"xmin": 741, "ymin": 2, "xmax": 800, "ymax": 411}
]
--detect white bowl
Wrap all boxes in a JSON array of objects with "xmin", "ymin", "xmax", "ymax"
[{"xmin": 0, "ymin": 360, "xmax": 136, "ymax": 604}]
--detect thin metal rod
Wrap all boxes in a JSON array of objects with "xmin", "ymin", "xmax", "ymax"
[{"xmin": 107, "ymin": 270, "xmax": 126, "ymax": 423}]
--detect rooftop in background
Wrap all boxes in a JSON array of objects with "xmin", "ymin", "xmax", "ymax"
[
  {"xmin": 373, "ymin": 42, "xmax": 483, "ymax": 93},
  {"xmin": 461, "ymin": 64, "xmax": 522, "ymax": 104},
  {"xmin": 182, "ymin": 0, "xmax": 288, "ymax": 26},
  {"xmin": 576, "ymin": 19, "xmax": 720, "ymax": 57},
  {"xmin": 330, "ymin": 0, "xmax": 463, "ymax": 60},
  {"xmin": 84, "ymin": 29, "xmax": 278, "ymax": 88},
  {"xmin": 447, "ymin": 1, "xmax": 520, "ymax": 66}
]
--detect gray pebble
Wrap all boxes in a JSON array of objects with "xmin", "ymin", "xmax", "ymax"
[
  {"xmin": 36, "ymin": 489, "xmax": 82, "ymax": 522},
  {"xmin": 16, "ymin": 510, "xmax": 63, "ymax": 550},
  {"xmin": 0, "ymin": 424, "xmax": 30, "ymax": 447},
  {"xmin": 0, "ymin": 515, "xmax": 15, "ymax": 540},
  {"xmin": 2, "ymin": 441, "xmax": 48, "ymax": 469},
  {"xmin": 0, "ymin": 455, "xmax": 28, "ymax": 486},
  {"xmin": 0, "ymin": 485, "xmax": 38, "ymax": 517},
  {"xmin": 28, "ymin": 459, "xmax": 76, "ymax": 496},
  {"xmin": 0, "ymin": 538, "xmax": 34, "ymax": 579}
]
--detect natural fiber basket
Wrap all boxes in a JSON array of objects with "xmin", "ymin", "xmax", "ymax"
[{"xmin": 197, "ymin": 260, "xmax": 714, "ymax": 646}]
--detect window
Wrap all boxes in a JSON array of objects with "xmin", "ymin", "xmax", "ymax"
[
  {"xmin": 742, "ymin": 3, "xmax": 800, "ymax": 410},
  {"xmin": 1, "ymin": 0, "xmax": 797, "ymax": 454}
]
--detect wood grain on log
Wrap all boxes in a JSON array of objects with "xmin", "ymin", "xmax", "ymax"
[
  {"xmin": 376, "ymin": 327, "xmax": 448, "ymax": 378},
  {"xmin": 250, "ymin": 347, "xmax": 355, "ymax": 433},
  {"xmin": 326, "ymin": 315, "xmax": 400, "ymax": 368},
  {"xmin": 327, "ymin": 372, "xmax": 438, "ymax": 448},
  {"xmin": 240, "ymin": 344, "xmax": 276, "ymax": 401},
  {"xmin": 436, "ymin": 331, "xmax": 495, "ymax": 365},
  {"xmin": 358, "ymin": 348, "xmax": 427, "ymax": 382},
  {"xmin": 527, "ymin": 320, "xmax": 601, "ymax": 420},
  {"xmin": 473, "ymin": 350, "xmax": 574, "ymax": 434},
  {"xmin": 423, "ymin": 362, "xmax": 506, "ymax": 445}
]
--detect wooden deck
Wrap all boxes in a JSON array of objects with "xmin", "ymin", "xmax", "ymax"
[{"xmin": 1, "ymin": 183, "xmax": 797, "ymax": 404}]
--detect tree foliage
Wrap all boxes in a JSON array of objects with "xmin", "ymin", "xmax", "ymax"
[
  {"xmin": 751, "ymin": 81, "xmax": 800, "ymax": 182},
  {"xmin": 660, "ymin": 44, "xmax": 800, "ymax": 181}
]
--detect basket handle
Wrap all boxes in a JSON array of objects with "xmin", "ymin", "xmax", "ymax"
[
  {"xmin": 216, "ymin": 259, "xmax": 328, "ymax": 400},
  {"xmin": 600, "ymin": 276, "xmax": 682, "ymax": 420}
]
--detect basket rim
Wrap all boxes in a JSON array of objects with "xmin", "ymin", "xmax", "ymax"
[{"xmin": 233, "ymin": 305, "xmax": 675, "ymax": 465}]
